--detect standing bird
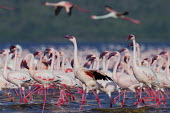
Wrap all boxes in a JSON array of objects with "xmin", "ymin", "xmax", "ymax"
[
  {"xmin": 65, "ymin": 35, "xmax": 114, "ymax": 109},
  {"xmin": 91, "ymin": 5, "xmax": 141, "ymax": 24},
  {"xmin": 43, "ymin": 1, "xmax": 88, "ymax": 16}
]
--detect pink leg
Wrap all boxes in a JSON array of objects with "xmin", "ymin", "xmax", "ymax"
[
  {"xmin": 92, "ymin": 90, "xmax": 102, "ymax": 108},
  {"xmin": 79, "ymin": 90, "xmax": 86, "ymax": 111},
  {"xmin": 42, "ymin": 88, "xmax": 47, "ymax": 113},
  {"xmin": 121, "ymin": 91, "xmax": 126, "ymax": 107}
]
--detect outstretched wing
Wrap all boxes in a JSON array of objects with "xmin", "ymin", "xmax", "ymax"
[
  {"xmin": 105, "ymin": 5, "xmax": 116, "ymax": 12},
  {"xmin": 85, "ymin": 70, "xmax": 113, "ymax": 81},
  {"xmin": 122, "ymin": 17, "xmax": 141, "ymax": 24},
  {"xmin": 54, "ymin": 6, "xmax": 63, "ymax": 16}
]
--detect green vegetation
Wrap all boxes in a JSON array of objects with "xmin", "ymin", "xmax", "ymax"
[{"xmin": 0, "ymin": 0, "xmax": 169, "ymax": 43}]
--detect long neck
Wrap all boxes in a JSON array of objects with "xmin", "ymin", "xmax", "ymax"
[
  {"xmin": 73, "ymin": 40, "xmax": 79, "ymax": 69},
  {"xmin": 112, "ymin": 55, "xmax": 120, "ymax": 81},
  {"xmin": 93, "ymin": 13, "xmax": 114, "ymax": 19},
  {"xmin": 3, "ymin": 53, "xmax": 9, "ymax": 79},
  {"xmin": 29, "ymin": 54, "xmax": 35, "ymax": 76},
  {"xmin": 50, "ymin": 51, "xmax": 56, "ymax": 72},
  {"xmin": 96, "ymin": 58, "xmax": 100, "ymax": 70},
  {"xmin": 105, "ymin": 58, "xmax": 110, "ymax": 74},
  {"xmin": 156, "ymin": 56, "xmax": 164, "ymax": 72},
  {"xmin": 132, "ymin": 39, "xmax": 137, "ymax": 67},
  {"xmin": 37, "ymin": 55, "xmax": 42, "ymax": 70},
  {"xmin": 45, "ymin": 3, "xmax": 57, "ymax": 6},
  {"xmin": 102, "ymin": 56, "xmax": 106, "ymax": 72},
  {"xmin": 13, "ymin": 51, "xmax": 17, "ymax": 71},
  {"xmin": 166, "ymin": 53, "xmax": 170, "ymax": 75},
  {"xmin": 56, "ymin": 52, "xmax": 60, "ymax": 71},
  {"xmin": 61, "ymin": 55, "xmax": 65, "ymax": 72}
]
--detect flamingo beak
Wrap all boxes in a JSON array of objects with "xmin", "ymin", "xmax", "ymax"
[
  {"xmin": 64, "ymin": 35, "xmax": 73, "ymax": 39},
  {"xmin": 99, "ymin": 51, "xmax": 109, "ymax": 59},
  {"xmin": 108, "ymin": 52, "xmax": 116, "ymax": 59}
]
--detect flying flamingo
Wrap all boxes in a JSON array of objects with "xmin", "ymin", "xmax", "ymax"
[
  {"xmin": 43, "ymin": 1, "xmax": 88, "ymax": 16},
  {"xmin": 91, "ymin": 5, "xmax": 141, "ymax": 24},
  {"xmin": 0, "ymin": 4, "xmax": 13, "ymax": 10},
  {"xmin": 65, "ymin": 35, "xmax": 114, "ymax": 110}
]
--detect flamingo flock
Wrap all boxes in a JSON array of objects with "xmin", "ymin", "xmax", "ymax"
[{"xmin": 0, "ymin": 35, "xmax": 170, "ymax": 112}]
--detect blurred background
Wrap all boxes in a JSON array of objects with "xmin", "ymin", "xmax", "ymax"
[{"xmin": 0, "ymin": 0, "xmax": 169, "ymax": 43}]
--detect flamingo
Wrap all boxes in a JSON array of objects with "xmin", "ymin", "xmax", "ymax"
[
  {"xmin": 22, "ymin": 52, "xmax": 62, "ymax": 113},
  {"xmin": 65, "ymin": 35, "xmax": 114, "ymax": 109},
  {"xmin": 108, "ymin": 51, "xmax": 140, "ymax": 106},
  {"xmin": 0, "ymin": 49, "xmax": 34, "ymax": 103},
  {"xmin": 43, "ymin": 1, "xmax": 88, "ymax": 16},
  {"xmin": 127, "ymin": 34, "xmax": 160, "ymax": 107},
  {"xmin": 0, "ymin": 4, "xmax": 13, "ymax": 10},
  {"xmin": 91, "ymin": 5, "xmax": 141, "ymax": 24},
  {"xmin": 85, "ymin": 54, "xmax": 117, "ymax": 107}
]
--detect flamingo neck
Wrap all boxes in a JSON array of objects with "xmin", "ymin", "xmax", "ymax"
[
  {"xmin": 102, "ymin": 56, "xmax": 106, "ymax": 72},
  {"xmin": 156, "ymin": 56, "xmax": 164, "ymax": 72},
  {"xmin": 45, "ymin": 3, "xmax": 57, "ymax": 6},
  {"xmin": 73, "ymin": 39, "xmax": 79, "ymax": 69},
  {"xmin": 50, "ymin": 51, "xmax": 56, "ymax": 72},
  {"xmin": 96, "ymin": 58, "xmax": 100, "ymax": 70},
  {"xmin": 3, "ymin": 53, "xmax": 9, "ymax": 80},
  {"xmin": 105, "ymin": 58, "xmax": 110, "ymax": 74},
  {"xmin": 29, "ymin": 54, "xmax": 35, "ymax": 76},
  {"xmin": 166, "ymin": 53, "xmax": 170, "ymax": 75},
  {"xmin": 61, "ymin": 55, "xmax": 65, "ymax": 72},
  {"xmin": 132, "ymin": 39, "xmax": 137, "ymax": 67},
  {"xmin": 112, "ymin": 54, "xmax": 120, "ymax": 81},
  {"xmin": 13, "ymin": 51, "xmax": 17, "ymax": 71}
]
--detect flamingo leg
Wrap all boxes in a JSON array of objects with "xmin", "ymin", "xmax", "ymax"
[
  {"xmin": 42, "ymin": 87, "xmax": 47, "ymax": 113},
  {"xmin": 92, "ymin": 90, "xmax": 102, "ymax": 108},
  {"xmin": 79, "ymin": 90, "xmax": 86, "ymax": 111}
]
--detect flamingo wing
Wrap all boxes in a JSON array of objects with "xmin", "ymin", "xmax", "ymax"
[
  {"xmin": 68, "ymin": 7, "xmax": 73, "ymax": 16},
  {"xmin": 54, "ymin": 6, "xmax": 63, "ymax": 16},
  {"xmin": 121, "ymin": 17, "xmax": 141, "ymax": 24},
  {"xmin": 85, "ymin": 70, "xmax": 113, "ymax": 81},
  {"xmin": 105, "ymin": 5, "xmax": 116, "ymax": 12}
]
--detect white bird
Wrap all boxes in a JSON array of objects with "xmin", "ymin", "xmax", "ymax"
[{"xmin": 91, "ymin": 5, "xmax": 141, "ymax": 24}]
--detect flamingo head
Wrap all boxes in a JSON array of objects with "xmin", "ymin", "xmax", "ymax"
[
  {"xmin": 127, "ymin": 34, "xmax": 135, "ymax": 41},
  {"xmin": 124, "ymin": 55, "xmax": 130, "ymax": 63},
  {"xmin": 119, "ymin": 48, "xmax": 128, "ymax": 53},
  {"xmin": 59, "ymin": 51, "xmax": 64, "ymax": 56},
  {"xmin": 99, "ymin": 51, "xmax": 109, "ymax": 59},
  {"xmin": 108, "ymin": 51, "xmax": 119, "ymax": 59},
  {"xmin": 33, "ymin": 51, "xmax": 42, "ymax": 56},
  {"xmin": 159, "ymin": 51, "xmax": 168, "ymax": 57},
  {"xmin": 10, "ymin": 45, "xmax": 17, "ymax": 51},
  {"xmin": 42, "ymin": 2, "xmax": 49, "ymax": 5},
  {"xmin": 86, "ymin": 54, "xmax": 94, "ymax": 60},
  {"xmin": 151, "ymin": 55, "xmax": 158, "ymax": 64},
  {"xmin": 44, "ymin": 48, "xmax": 55, "ymax": 56},
  {"xmin": 65, "ymin": 35, "xmax": 75, "ymax": 42},
  {"xmin": 0, "ymin": 49, "xmax": 9, "ymax": 55},
  {"xmin": 21, "ymin": 60, "xmax": 29, "ymax": 69}
]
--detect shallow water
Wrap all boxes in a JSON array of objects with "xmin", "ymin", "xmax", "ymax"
[{"xmin": 0, "ymin": 88, "xmax": 170, "ymax": 113}]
